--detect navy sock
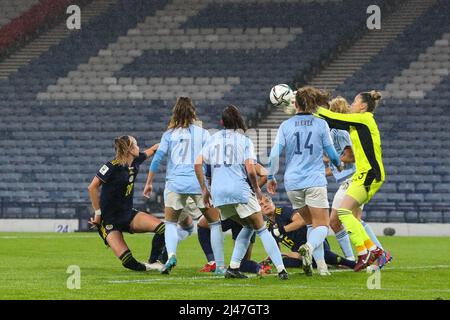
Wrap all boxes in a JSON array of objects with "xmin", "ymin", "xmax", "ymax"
[
  {"xmin": 149, "ymin": 232, "xmax": 165, "ymax": 263},
  {"xmin": 282, "ymin": 257, "xmax": 302, "ymax": 268},
  {"xmin": 120, "ymin": 250, "xmax": 146, "ymax": 271},
  {"xmin": 198, "ymin": 226, "xmax": 214, "ymax": 262},
  {"xmin": 239, "ymin": 259, "xmax": 259, "ymax": 273},
  {"xmin": 158, "ymin": 247, "xmax": 168, "ymax": 264},
  {"xmin": 325, "ymin": 249, "xmax": 356, "ymax": 269},
  {"xmin": 337, "ymin": 256, "xmax": 356, "ymax": 269},
  {"xmin": 324, "ymin": 249, "xmax": 339, "ymax": 265}
]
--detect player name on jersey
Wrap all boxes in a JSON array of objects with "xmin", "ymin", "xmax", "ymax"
[{"xmin": 295, "ymin": 119, "xmax": 313, "ymax": 126}]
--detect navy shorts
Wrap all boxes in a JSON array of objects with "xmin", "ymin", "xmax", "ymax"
[
  {"xmin": 97, "ymin": 209, "xmax": 140, "ymax": 245},
  {"xmin": 221, "ymin": 218, "xmax": 256, "ymax": 244}
]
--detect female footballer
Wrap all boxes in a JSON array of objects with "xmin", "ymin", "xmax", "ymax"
[
  {"xmin": 316, "ymin": 91, "xmax": 391, "ymax": 271},
  {"xmin": 88, "ymin": 136, "xmax": 165, "ymax": 272},
  {"xmin": 267, "ymin": 86, "xmax": 343, "ymax": 276},
  {"xmin": 197, "ymin": 163, "xmax": 271, "ymax": 275},
  {"xmin": 259, "ymin": 194, "xmax": 356, "ymax": 270},
  {"xmin": 143, "ymin": 97, "xmax": 225, "ymax": 275},
  {"xmin": 195, "ymin": 105, "xmax": 288, "ymax": 280},
  {"xmin": 325, "ymin": 96, "xmax": 389, "ymax": 266}
]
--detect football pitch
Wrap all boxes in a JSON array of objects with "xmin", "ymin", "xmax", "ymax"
[{"xmin": 0, "ymin": 233, "xmax": 449, "ymax": 300}]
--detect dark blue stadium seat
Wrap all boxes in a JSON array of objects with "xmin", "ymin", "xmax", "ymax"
[{"xmin": 0, "ymin": 0, "xmax": 449, "ymax": 222}]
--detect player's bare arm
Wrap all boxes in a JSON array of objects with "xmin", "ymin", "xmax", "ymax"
[
  {"xmin": 245, "ymin": 159, "xmax": 263, "ymax": 201},
  {"xmin": 143, "ymin": 171, "xmax": 155, "ymax": 198},
  {"xmin": 255, "ymin": 163, "xmax": 268, "ymax": 187},
  {"xmin": 143, "ymin": 143, "xmax": 159, "ymax": 158},
  {"xmin": 88, "ymin": 176, "xmax": 102, "ymax": 226},
  {"xmin": 283, "ymin": 212, "xmax": 306, "ymax": 233}
]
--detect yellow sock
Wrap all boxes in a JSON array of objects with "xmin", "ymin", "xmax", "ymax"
[
  {"xmin": 338, "ymin": 208, "xmax": 367, "ymax": 255},
  {"xmin": 364, "ymin": 239, "xmax": 376, "ymax": 251},
  {"xmin": 356, "ymin": 245, "xmax": 366, "ymax": 255},
  {"xmin": 354, "ymin": 221, "xmax": 376, "ymax": 250}
]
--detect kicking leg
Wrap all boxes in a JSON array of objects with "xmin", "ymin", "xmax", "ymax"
[
  {"xmin": 106, "ymin": 231, "xmax": 147, "ymax": 271},
  {"xmin": 128, "ymin": 211, "xmax": 166, "ymax": 266}
]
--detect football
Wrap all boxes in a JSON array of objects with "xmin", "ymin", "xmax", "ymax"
[{"xmin": 269, "ymin": 84, "xmax": 294, "ymax": 107}]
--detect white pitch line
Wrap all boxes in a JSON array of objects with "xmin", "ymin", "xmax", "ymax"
[
  {"xmin": 106, "ymin": 273, "xmax": 277, "ymax": 284},
  {"xmin": 105, "ymin": 265, "xmax": 450, "ymax": 285},
  {"xmin": 327, "ymin": 265, "xmax": 450, "ymax": 273},
  {"xmin": 383, "ymin": 265, "xmax": 450, "ymax": 270}
]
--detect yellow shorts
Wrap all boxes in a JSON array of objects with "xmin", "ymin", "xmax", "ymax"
[{"xmin": 346, "ymin": 170, "xmax": 384, "ymax": 205}]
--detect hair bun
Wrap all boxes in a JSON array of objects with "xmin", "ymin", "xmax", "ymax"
[{"xmin": 370, "ymin": 90, "xmax": 382, "ymax": 101}]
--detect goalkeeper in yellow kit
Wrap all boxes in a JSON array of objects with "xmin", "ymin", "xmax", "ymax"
[{"xmin": 316, "ymin": 90, "xmax": 392, "ymax": 272}]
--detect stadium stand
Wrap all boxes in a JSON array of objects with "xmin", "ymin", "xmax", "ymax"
[
  {"xmin": 0, "ymin": 0, "xmax": 449, "ymax": 223},
  {"xmin": 0, "ymin": 0, "xmax": 90, "ymax": 55},
  {"xmin": 332, "ymin": 0, "xmax": 450, "ymax": 223},
  {"xmin": 0, "ymin": 0, "xmax": 40, "ymax": 29}
]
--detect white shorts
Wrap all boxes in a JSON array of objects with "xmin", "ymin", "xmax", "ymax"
[
  {"xmin": 332, "ymin": 179, "xmax": 364, "ymax": 210},
  {"xmin": 218, "ymin": 195, "xmax": 261, "ymax": 220},
  {"xmin": 287, "ymin": 187, "xmax": 329, "ymax": 209},
  {"xmin": 164, "ymin": 190, "xmax": 205, "ymax": 212},
  {"xmin": 178, "ymin": 196, "xmax": 203, "ymax": 221}
]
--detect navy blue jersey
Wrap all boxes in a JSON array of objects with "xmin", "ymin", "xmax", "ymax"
[
  {"xmin": 96, "ymin": 152, "xmax": 147, "ymax": 223},
  {"xmin": 268, "ymin": 206, "xmax": 330, "ymax": 252},
  {"xmin": 267, "ymin": 206, "xmax": 307, "ymax": 252}
]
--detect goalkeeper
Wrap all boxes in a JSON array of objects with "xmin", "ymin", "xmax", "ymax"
[
  {"xmin": 315, "ymin": 90, "xmax": 391, "ymax": 271},
  {"xmin": 260, "ymin": 194, "xmax": 356, "ymax": 270}
]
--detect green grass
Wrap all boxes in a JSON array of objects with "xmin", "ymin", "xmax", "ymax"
[{"xmin": 0, "ymin": 232, "xmax": 449, "ymax": 300}]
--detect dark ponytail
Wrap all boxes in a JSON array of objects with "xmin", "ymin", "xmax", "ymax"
[
  {"xmin": 221, "ymin": 105, "xmax": 247, "ymax": 132},
  {"xmin": 359, "ymin": 90, "xmax": 382, "ymax": 113}
]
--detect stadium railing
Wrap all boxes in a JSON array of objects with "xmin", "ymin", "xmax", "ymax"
[
  {"xmin": 1, "ymin": 198, "xmax": 448, "ymax": 226},
  {"xmin": 0, "ymin": 198, "xmax": 166, "ymax": 231}
]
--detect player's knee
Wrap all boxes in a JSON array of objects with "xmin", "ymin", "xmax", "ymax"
[
  {"xmin": 184, "ymin": 223, "xmax": 194, "ymax": 236},
  {"xmin": 197, "ymin": 216, "xmax": 209, "ymax": 229},
  {"xmin": 202, "ymin": 207, "xmax": 221, "ymax": 222},
  {"xmin": 154, "ymin": 222, "xmax": 165, "ymax": 235}
]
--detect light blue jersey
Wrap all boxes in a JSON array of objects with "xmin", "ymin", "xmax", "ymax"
[
  {"xmin": 272, "ymin": 114, "xmax": 334, "ymax": 191},
  {"xmin": 330, "ymin": 129, "xmax": 356, "ymax": 183},
  {"xmin": 154, "ymin": 124, "xmax": 210, "ymax": 194},
  {"xmin": 202, "ymin": 130, "xmax": 256, "ymax": 207}
]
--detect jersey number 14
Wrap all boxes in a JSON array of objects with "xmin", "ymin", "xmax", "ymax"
[{"xmin": 294, "ymin": 131, "xmax": 313, "ymax": 155}]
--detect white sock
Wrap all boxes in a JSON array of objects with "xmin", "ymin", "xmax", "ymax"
[
  {"xmin": 316, "ymin": 259, "xmax": 328, "ymax": 270},
  {"xmin": 276, "ymin": 265, "xmax": 285, "ymax": 273}
]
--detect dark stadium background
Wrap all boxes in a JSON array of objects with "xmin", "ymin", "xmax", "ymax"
[{"xmin": 0, "ymin": 0, "xmax": 449, "ymax": 234}]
